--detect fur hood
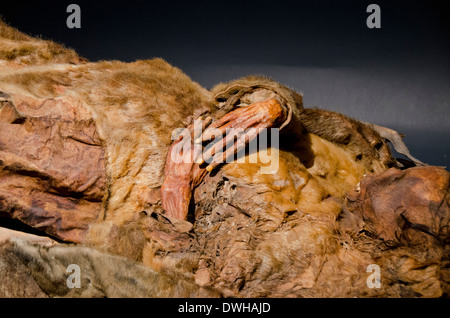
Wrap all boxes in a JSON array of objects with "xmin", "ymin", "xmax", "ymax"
[{"xmin": 211, "ymin": 75, "xmax": 304, "ymax": 131}]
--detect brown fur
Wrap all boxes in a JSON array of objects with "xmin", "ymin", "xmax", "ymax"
[
  {"xmin": 3, "ymin": 22, "xmax": 440, "ymax": 298},
  {"xmin": 211, "ymin": 76, "xmax": 395, "ymax": 174},
  {"xmin": 210, "ymin": 75, "xmax": 304, "ymax": 132},
  {"xmin": 0, "ymin": 19, "xmax": 83, "ymax": 67},
  {"xmin": 0, "ymin": 55, "xmax": 395, "ymax": 257},
  {"xmin": 197, "ymin": 149, "xmax": 448, "ymax": 297},
  {"xmin": 300, "ymin": 108, "xmax": 396, "ymax": 173},
  {"xmin": 0, "ymin": 58, "xmax": 216, "ymax": 251},
  {"xmin": 3, "ymin": 239, "xmax": 218, "ymax": 297},
  {"xmin": 4, "ymin": 141, "xmax": 444, "ymax": 298},
  {"xmin": 189, "ymin": 138, "xmax": 374, "ymax": 297}
]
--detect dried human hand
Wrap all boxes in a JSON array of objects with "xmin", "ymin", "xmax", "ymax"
[
  {"xmin": 195, "ymin": 98, "xmax": 287, "ymax": 172},
  {"xmin": 161, "ymin": 117, "xmax": 210, "ymax": 220},
  {"xmin": 162, "ymin": 99, "xmax": 287, "ymax": 221}
]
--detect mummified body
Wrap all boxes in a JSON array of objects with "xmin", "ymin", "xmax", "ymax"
[
  {"xmin": 2, "ymin": 21, "xmax": 447, "ymax": 298},
  {"xmin": 0, "ymin": 56, "xmax": 396, "ymax": 241}
]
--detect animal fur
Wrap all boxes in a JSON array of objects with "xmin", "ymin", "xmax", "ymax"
[
  {"xmin": 1, "ymin": 21, "xmax": 443, "ymax": 298},
  {"xmin": 1, "ymin": 238, "xmax": 217, "ymax": 298},
  {"xmin": 0, "ymin": 56, "xmax": 396, "ymax": 253},
  {"xmin": 0, "ymin": 58, "xmax": 216, "ymax": 248},
  {"xmin": 0, "ymin": 19, "xmax": 83, "ymax": 67}
]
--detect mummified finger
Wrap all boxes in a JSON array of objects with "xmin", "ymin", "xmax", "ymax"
[
  {"xmin": 196, "ymin": 98, "xmax": 286, "ymax": 144},
  {"xmin": 163, "ymin": 101, "xmax": 285, "ymax": 220},
  {"xmin": 193, "ymin": 116, "xmax": 212, "ymax": 140},
  {"xmin": 196, "ymin": 99, "xmax": 286, "ymax": 163},
  {"xmin": 201, "ymin": 129, "xmax": 243, "ymax": 165},
  {"xmin": 205, "ymin": 126, "xmax": 265, "ymax": 172}
]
